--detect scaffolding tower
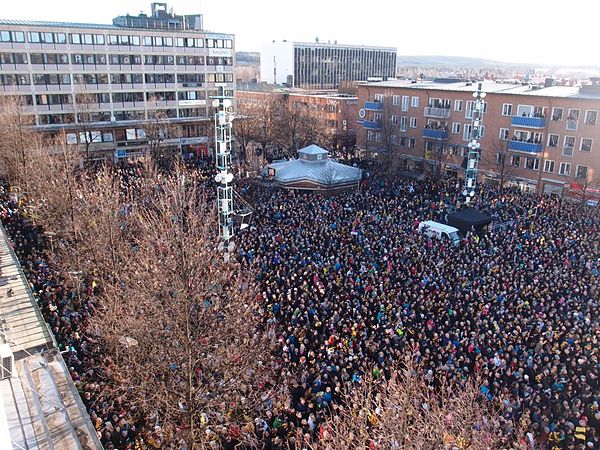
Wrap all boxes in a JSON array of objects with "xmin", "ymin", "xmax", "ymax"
[
  {"xmin": 463, "ymin": 82, "xmax": 486, "ymax": 204},
  {"xmin": 212, "ymin": 88, "xmax": 235, "ymax": 255}
]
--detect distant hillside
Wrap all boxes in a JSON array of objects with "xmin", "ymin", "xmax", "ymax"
[
  {"xmin": 396, "ymin": 55, "xmax": 526, "ymax": 68},
  {"xmin": 236, "ymin": 52, "xmax": 260, "ymax": 66}
]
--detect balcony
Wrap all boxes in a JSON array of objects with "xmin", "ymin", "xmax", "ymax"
[
  {"xmin": 424, "ymin": 106, "xmax": 451, "ymax": 119},
  {"xmin": 508, "ymin": 140, "xmax": 543, "ymax": 153},
  {"xmin": 511, "ymin": 116, "xmax": 546, "ymax": 128},
  {"xmin": 364, "ymin": 101, "xmax": 383, "ymax": 111},
  {"xmin": 423, "ymin": 128, "xmax": 449, "ymax": 140},
  {"xmin": 363, "ymin": 120, "xmax": 382, "ymax": 130}
]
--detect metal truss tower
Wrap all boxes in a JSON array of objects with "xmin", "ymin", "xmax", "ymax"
[{"xmin": 463, "ymin": 82, "xmax": 487, "ymax": 204}]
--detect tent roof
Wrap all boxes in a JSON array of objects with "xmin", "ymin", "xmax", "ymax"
[
  {"xmin": 298, "ymin": 144, "xmax": 328, "ymax": 156},
  {"xmin": 268, "ymin": 159, "xmax": 362, "ymax": 184},
  {"xmin": 448, "ymin": 207, "xmax": 493, "ymax": 228}
]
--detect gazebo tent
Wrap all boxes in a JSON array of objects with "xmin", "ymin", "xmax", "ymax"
[
  {"xmin": 266, "ymin": 145, "xmax": 362, "ymax": 191},
  {"xmin": 447, "ymin": 207, "xmax": 493, "ymax": 235}
]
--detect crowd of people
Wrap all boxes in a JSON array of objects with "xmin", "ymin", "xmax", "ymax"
[
  {"xmin": 0, "ymin": 166, "xmax": 598, "ymax": 449},
  {"xmin": 238, "ymin": 177, "xmax": 599, "ymax": 449}
]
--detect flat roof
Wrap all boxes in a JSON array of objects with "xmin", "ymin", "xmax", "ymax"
[
  {"xmin": 267, "ymin": 41, "xmax": 396, "ymax": 52},
  {"xmin": 0, "ymin": 223, "xmax": 101, "ymax": 449},
  {"xmin": 0, "ymin": 19, "xmax": 233, "ymax": 36},
  {"xmin": 360, "ymin": 80, "xmax": 600, "ymax": 100}
]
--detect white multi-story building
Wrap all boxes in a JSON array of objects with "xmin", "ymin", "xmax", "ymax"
[
  {"xmin": 261, "ymin": 40, "xmax": 396, "ymax": 89},
  {"xmin": 0, "ymin": 2, "xmax": 235, "ymax": 158}
]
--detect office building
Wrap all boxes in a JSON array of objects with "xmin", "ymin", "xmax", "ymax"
[
  {"xmin": 356, "ymin": 78, "xmax": 600, "ymax": 198},
  {"xmin": 261, "ymin": 40, "xmax": 396, "ymax": 89},
  {"xmin": 0, "ymin": 2, "xmax": 235, "ymax": 159}
]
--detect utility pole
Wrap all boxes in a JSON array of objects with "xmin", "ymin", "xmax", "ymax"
[
  {"xmin": 212, "ymin": 87, "xmax": 235, "ymax": 261},
  {"xmin": 463, "ymin": 82, "xmax": 486, "ymax": 205}
]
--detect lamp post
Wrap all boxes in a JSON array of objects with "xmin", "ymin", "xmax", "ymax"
[
  {"xmin": 212, "ymin": 87, "xmax": 235, "ymax": 260},
  {"xmin": 463, "ymin": 82, "xmax": 486, "ymax": 205}
]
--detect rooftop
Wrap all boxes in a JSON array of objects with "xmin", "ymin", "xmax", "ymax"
[
  {"xmin": 268, "ymin": 40, "xmax": 396, "ymax": 52},
  {"xmin": 360, "ymin": 79, "xmax": 600, "ymax": 100},
  {"xmin": 0, "ymin": 223, "xmax": 101, "ymax": 450}
]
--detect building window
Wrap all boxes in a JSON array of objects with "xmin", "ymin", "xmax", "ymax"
[
  {"xmin": 463, "ymin": 124, "xmax": 472, "ymax": 141},
  {"xmin": 580, "ymin": 138, "xmax": 592, "ymax": 152},
  {"xmin": 567, "ymin": 109, "xmax": 579, "ymax": 130},
  {"xmin": 497, "ymin": 152, "xmax": 506, "ymax": 164},
  {"xmin": 367, "ymin": 130, "xmax": 374, "ymax": 141},
  {"xmin": 511, "ymin": 155, "xmax": 521, "ymax": 167},
  {"xmin": 576, "ymin": 165, "xmax": 588, "ymax": 179},
  {"xmin": 400, "ymin": 116, "xmax": 407, "ymax": 132},
  {"xmin": 374, "ymin": 93, "xmax": 384, "ymax": 102},
  {"xmin": 409, "ymin": 117, "xmax": 417, "ymax": 128},
  {"xmin": 411, "ymin": 96, "xmax": 419, "ymax": 108},
  {"xmin": 525, "ymin": 157, "xmax": 540, "ymax": 170},
  {"xmin": 0, "ymin": 31, "xmax": 25, "ymax": 43},
  {"xmin": 401, "ymin": 96, "xmax": 409, "ymax": 112},
  {"xmin": 454, "ymin": 100, "xmax": 463, "ymax": 112},
  {"xmin": 551, "ymin": 107, "xmax": 563, "ymax": 121},
  {"xmin": 375, "ymin": 132, "xmax": 382, "ymax": 142},
  {"xmin": 548, "ymin": 134, "xmax": 559, "ymax": 147},
  {"xmin": 543, "ymin": 160, "xmax": 555, "ymax": 173},
  {"xmin": 391, "ymin": 115, "xmax": 399, "ymax": 125},
  {"xmin": 452, "ymin": 122, "xmax": 461, "ymax": 134},
  {"xmin": 563, "ymin": 136, "xmax": 575, "ymax": 156},
  {"xmin": 499, "ymin": 128, "xmax": 509, "ymax": 140},
  {"xmin": 65, "ymin": 133, "xmax": 78, "ymax": 145},
  {"xmin": 585, "ymin": 110, "xmax": 597, "ymax": 125},
  {"xmin": 502, "ymin": 103, "xmax": 513, "ymax": 116},
  {"xmin": 407, "ymin": 138, "xmax": 416, "ymax": 148},
  {"xmin": 392, "ymin": 95, "xmax": 399, "ymax": 106},
  {"xmin": 558, "ymin": 162, "xmax": 571, "ymax": 176}
]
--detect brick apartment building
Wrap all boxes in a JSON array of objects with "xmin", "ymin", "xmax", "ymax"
[
  {"xmin": 0, "ymin": 2, "xmax": 235, "ymax": 160},
  {"xmin": 356, "ymin": 79, "xmax": 600, "ymax": 198},
  {"xmin": 236, "ymin": 89, "xmax": 359, "ymax": 150}
]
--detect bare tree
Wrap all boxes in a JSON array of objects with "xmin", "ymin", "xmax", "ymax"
[
  {"xmin": 144, "ymin": 102, "xmax": 179, "ymax": 170},
  {"xmin": 233, "ymin": 101, "xmax": 255, "ymax": 165},
  {"xmin": 74, "ymin": 93, "xmax": 104, "ymax": 162},
  {"xmin": 0, "ymin": 95, "xmax": 36, "ymax": 190},
  {"xmin": 572, "ymin": 169, "xmax": 600, "ymax": 207},
  {"xmin": 483, "ymin": 140, "xmax": 516, "ymax": 190},
  {"xmin": 312, "ymin": 360, "xmax": 522, "ymax": 450},
  {"xmin": 89, "ymin": 165, "xmax": 280, "ymax": 449}
]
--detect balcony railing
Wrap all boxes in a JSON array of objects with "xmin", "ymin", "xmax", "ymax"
[
  {"xmin": 423, "ymin": 128, "xmax": 449, "ymax": 140},
  {"xmin": 363, "ymin": 120, "xmax": 382, "ymax": 130},
  {"xmin": 511, "ymin": 116, "xmax": 546, "ymax": 128},
  {"xmin": 508, "ymin": 140, "xmax": 543, "ymax": 153},
  {"xmin": 364, "ymin": 101, "xmax": 383, "ymax": 111},
  {"xmin": 424, "ymin": 106, "xmax": 451, "ymax": 118},
  {"xmin": 566, "ymin": 119, "xmax": 578, "ymax": 130}
]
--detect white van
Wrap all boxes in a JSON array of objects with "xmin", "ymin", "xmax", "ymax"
[{"xmin": 417, "ymin": 221, "xmax": 461, "ymax": 246}]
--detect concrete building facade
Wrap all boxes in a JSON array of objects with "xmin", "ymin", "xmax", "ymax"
[
  {"xmin": 0, "ymin": 2, "xmax": 235, "ymax": 159},
  {"xmin": 356, "ymin": 79, "xmax": 600, "ymax": 198},
  {"xmin": 260, "ymin": 40, "xmax": 396, "ymax": 89}
]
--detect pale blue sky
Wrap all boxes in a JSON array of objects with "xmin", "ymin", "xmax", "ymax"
[{"xmin": 3, "ymin": 0, "xmax": 596, "ymax": 67}]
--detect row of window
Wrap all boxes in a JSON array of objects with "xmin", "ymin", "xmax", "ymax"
[
  {"xmin": 498, "ymin": 127, "xmax": 593, "ymax": 153},
  {"xmin": 501, "ymin": 103, "xmax": 597, "ymax": 129},
  {"xmin": 0, "ymin": 52, "xmax": 232, "ymax": 67},
  {"xmin": 1, "ymin": 29, "xmax": 233, "ymax": 48},
  {"xmin": 504, "ymin": 153, "xmax": 588, "ymax": 178},
  {"xmin": 0, "ymin": 72, "xmax": 233, "ymax": 86}
]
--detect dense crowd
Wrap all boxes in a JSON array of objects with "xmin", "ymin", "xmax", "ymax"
[
  {"xmin": 1, "ymin": 169, "xmax": 598, "ymax": 449},
  {"xmin": 239, "ymin": 177, "xmax": 599, "ymax": 449}
]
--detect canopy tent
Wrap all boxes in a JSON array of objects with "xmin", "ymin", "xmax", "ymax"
[
  {"xmin": 266, "ymin": 145, "xmax": 362, "ymax": 191},
  {"xmin": 447, "ymin": 207, "xmax": 492, "ymax": 235}
]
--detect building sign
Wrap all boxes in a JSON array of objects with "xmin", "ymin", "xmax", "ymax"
[
  {"xmin": 180, "ymin": 137, "xmax": 209, "ymax": 145},
  {"xmin": 358, "ymin": 108, "xmax": 366, "ymax": 119},
  {"xmin": 115, "ymin": 148, "xmax": 127, "ymax": 158},
  {"xmin": 178, "ymin": 100, "xmax": 207, "ymax": 106},
  {"xmin": 208, "ymin": 48, "xmax": 232, "ymax": 57}
]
